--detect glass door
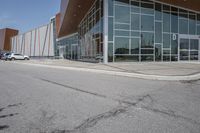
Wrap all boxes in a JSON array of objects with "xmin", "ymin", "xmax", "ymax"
[
  {"xmin": 179, "ymin": 35, "xmax": 199, "ymax": 61},
  {"xmin": 179, "ymin": 38, "xmax": 189, "ymax": 61},
  {"xmin": 71, "ymin": 44, "xmax": 78, "ymax": 60}
]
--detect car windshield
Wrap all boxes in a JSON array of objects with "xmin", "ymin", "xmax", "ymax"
[{"xmin": 5, "ymin": 53, "xmax": 10, "ymax": 56}]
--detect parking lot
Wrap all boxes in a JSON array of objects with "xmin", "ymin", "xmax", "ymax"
[{"xmin": 0, "ymin": 61, "xmax": 200, "ymax": 133}]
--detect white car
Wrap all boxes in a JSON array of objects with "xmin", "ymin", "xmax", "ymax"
[{"xmin": 7, "ymin": 53, "xmax": 30, "ymax": 61}]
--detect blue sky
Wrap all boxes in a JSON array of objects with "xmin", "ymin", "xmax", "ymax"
[{"xmin": 0, "ymin": 0, "xmax": 60, "ymax": 33}]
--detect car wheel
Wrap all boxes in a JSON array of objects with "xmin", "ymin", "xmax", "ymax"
[
  {"xmin": 24, "ymin": 57, "xmax": 29, "ymax": 60},
  {"xmin": 11, "ymin": 58, "xmax": 15, "ymax": 61}
]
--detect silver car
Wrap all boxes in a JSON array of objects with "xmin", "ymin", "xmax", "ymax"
[
  {"xmin": 1, "ymin": 53, "xmax": 10, "ymax": 60},
  {"xmin": 7, "ymin": 53, "xmax": 30, "ymax": 61}
]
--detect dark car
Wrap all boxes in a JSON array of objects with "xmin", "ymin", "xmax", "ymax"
[{"xmin": 0, "ymin": 53, "xmax": 3, "ymax": 59}]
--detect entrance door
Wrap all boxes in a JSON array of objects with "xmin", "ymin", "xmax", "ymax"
[
  {"xmin": 71, "ymin": 44, "xmax": 78, "ymax": 60},
  {"xmin": 179, "ymin": 35, "xmax": 199, "ymax": 61}
]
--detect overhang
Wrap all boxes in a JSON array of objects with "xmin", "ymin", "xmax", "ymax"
[{"xmin": 58, "ymin": 0, "xmax": 95, "ymax": 38}]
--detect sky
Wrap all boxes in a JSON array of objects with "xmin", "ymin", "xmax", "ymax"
[{"xmin": 0, "ymin": 0, "xmax": 60, "ymax": 33}]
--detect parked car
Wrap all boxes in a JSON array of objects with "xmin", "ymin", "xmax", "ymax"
[
  {"xmin": 0, "ymin": 53, "xmax": 3, "ymax": 59},
  {"xmin": 1, "ymin": 53, "xmax": 10, "ymax": 60},
  {"xmin": 7, "ymin": 53, "xmax": 30, "ymax": 61}
]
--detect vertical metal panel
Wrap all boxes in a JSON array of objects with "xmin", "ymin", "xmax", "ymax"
[{"xmin": 42, "ymin": 25, "xmax": 49, "ymax": 56}]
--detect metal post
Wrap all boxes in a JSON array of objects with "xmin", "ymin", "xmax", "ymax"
[{"xmin": 103, "ymin": 0, "xmax": 108, "ymax": 64}]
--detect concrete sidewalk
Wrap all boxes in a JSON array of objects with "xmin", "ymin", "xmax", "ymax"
[{"xmin": 10, "ymin": 59, "xmax": 200, "ymax": 81}]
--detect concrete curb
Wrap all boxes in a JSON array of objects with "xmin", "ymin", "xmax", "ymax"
[{"xmin": 12, "ymin": 62, "xmax": 200, "ymax": 81}]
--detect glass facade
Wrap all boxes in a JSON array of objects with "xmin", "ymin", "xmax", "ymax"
[
  {"xmin": 78, "ymin": 0, "xmax": 104, "ymax": 61},
  {"xmin": 57, "ymin": 33, "xmax": 79, "ymax": 59},
  {"xmin": 107, "ymin": 0, "xmax": 200, "ymax": 62}
]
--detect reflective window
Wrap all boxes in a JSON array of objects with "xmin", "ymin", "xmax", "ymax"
[
  {"xmin": 171, "ymin": 12, "xmax": 178, "ymax": 33},
  {"xmin": 155, "ymin": 22, "xmax": 162, "ymax": 43},
  {"xmin": 131, "ymin": 31, "xmax": 140, "ymax": 36},
  {"xmin": 131, "ymin": 38, "xmax": 139, "ymax": 54},
  {"xmin": 155, "ymin": 44, "xmax": 162, "ymax": 61},
  {"xmin": 115, "ymin": 5, "xmax": 130, "ymax": 23},
  {"xmin": 141, "ymin": 15, "xmax": 154, "ymax": 31},
  {"xmin": 179, "ymin": 19, "xmax": 189, "ymax": 34},
  {"xmin": 108, "ymin": 17, "xmax": 113, "ymax": 41},
  {"xmin": 197, "ymin": 26, "xmax": 200, "ymax": 35},
  {"xmin": 155, "ymin": 3, "xmax": 162, "ymax": 20},
  {"xmin": 163, "ymin": 50, "xmax": 170, "ymax": 54},
  {"xmin": 141, "ymin": 49, "xmax": 154, "ymax": 54},
  {"xmin": 131, "ymin": 0, "xmax": 140, "ymax": 13},
  {"xmin": 179, "ymin": 9, "xmax": 188, "ymax": 19},
  {"xmin": 163, "ymin": 34, "xmax": 170, "ymax": 48},
  {"xmin": 115, "ymin": 55, "xmax": 139, "ymax": 62},
  {"xmin": 190, "ymin": 39, "xmax": 199, "ymax": 51},
  {"xmin": 115, "ymin": 30, "xmax": 130, "ymax": 36},
  {"xmin": 131, "ymin": 14, "xmax": 140, "ymax": 30},
  {"xmin": 108, "ymin": 43, "xmax": 113, "ymax": 62},
  {"xmin": 163, "ymin": 56, "xmax": 170, "ymax": 61},
  {"xmin": 197, "ymin": 14, "xmax": 200, "ymax": 24},
  {"xmin": 189, "ymin": 14, "xmax": 196, "ymax": 35},
  {"xmin": 108, "ymin": 0, "xmax": 113, "ymax": 16},
  {"xmin": 141, "ymin": 55, "xmax": 154, "ymax": 61},
  {"xmin": 115, "ymin": 37, "xmax": 129, "ymax": 54},
  {"xmin": 163, "ymin": 12, "xmax": 170, "ymax": 32},
  {"xmin": 141, "ymin": 2, "xmax": 154, "ymax": 14},
  {"xmin": 171, "ymin": 34, "xmax": 178, "ymax": 54},
  {"xmin": 115, "ymin": 0, "xmax": 129, "ymax": 5},
  {"xmin": 110, "ymin": 0, "xmax": 200, "ymax": 62},
  {"xmin": 141, "ymin": 32, "xmax": 154, "ymax": 48},
  {"xmin": 180, "ymin": 39, "xmax": 189, "ymax": 50},
  {"xmin": 115, "ymin": 23, "xmax": 130, "ymax": 30}
]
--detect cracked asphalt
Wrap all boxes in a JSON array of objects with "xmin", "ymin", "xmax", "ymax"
[{"xmin": 0, "ymin": 62, "xmax": 200, "ymax": 133}]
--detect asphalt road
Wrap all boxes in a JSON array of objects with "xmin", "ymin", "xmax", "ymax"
[{"xmin": 0, "ymin": 61, "xmax": 200, "ymax": 133}]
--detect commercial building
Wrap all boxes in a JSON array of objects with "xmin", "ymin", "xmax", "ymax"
[
  {"xmin": 11, "ymin": 19, "xmax": 56, "ymax": 58},
  {"xmin": 0, "ymin": 28, "xmax": 18, "ymax": 52},
  {"xmin": 57, "ymin": 0, "xmax": 200, "ymax": 63}
]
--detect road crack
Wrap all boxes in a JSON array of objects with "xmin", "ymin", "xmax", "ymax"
[
  {"xmin": 52, "ymin": 94, "xmax": 152, "ymax": 133},
  {"xmin": 38, "ymin": 78, "xmax": 107, "ymax": 99}
]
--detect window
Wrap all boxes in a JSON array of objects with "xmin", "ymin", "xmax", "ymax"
[
  {"xmin": 115, "ymin": 37, "xmax": 129, "ymax": 54},
  {"xmin": 115, "ymin": 5, "xmax": 130, "ymax": 23},
  {"xmin": 141, "ymin": 15, "xmax": 154, "ymax": 31},
  {"xmin": 179, "ymin": 19, "xmax": 189, "ymax": 34},
  {"xmin": 171, "ymin": 12, "xmax": 178, "ymax": 33},
  {"xmin": 141, "ymin": 32, "xmax": 154, "ymax": 48},
  {"xmin": 115, "ymin": 0, "xmax": 129, "ymax": 5},
  {"xmin": 189, "ymin": 14, "xmax": 196, "ymax": 35},
  {"xmin": 115, "ymin": 23, "xmax": 129, "ymax": 30},
  {"xmin": 131, "ymin": 0, "xmax": 140, "ymax": 13},
  {"xmin": 163, "ymin": 34, "xmax": 170, "ymax": 48},
  {"xmin": 155, "ymin": 3, "xmax": 162, "ymax": 20},
  {"xmin": 155, "ymin": 22, "xmax": 162, "ymax": 43},
  {"xmin": 141, "ymin": 2, "xmax": 154, "ymax": 14},
  {"xmin": 108, "ymin": 43, "xmax": 113, "ymax": 62},
  {"xmin": 108, "ymin": 17, "xmax": 113, "ymax": 41},
  {"xmin": 131, "ymin": 14, "xmax": 140, "ymax": 30},
  {"xmin": 108, "ymin": 0, "xmax": 113, "ymax": 16},
  {"xmin": 171, "ymin": 34, "xmax": 178, "ymax": 54},
  {"xmin": 163, "ymin": 12, "xmax": 170, "ymax": 32},
  {"xmin": 131, "ymin": 38, "xmax": 139, "ymax": 54},
  {"xmin": 115, "ymin": 30, "xmax": 130, "ymax": 36}
]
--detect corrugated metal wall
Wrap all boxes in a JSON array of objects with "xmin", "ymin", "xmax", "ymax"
[{"xmin": 11, "ymin": 23, "xmax": 54, "ymax": 57}]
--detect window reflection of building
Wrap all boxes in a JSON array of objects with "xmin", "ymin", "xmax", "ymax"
[{"xmin": 107, "ymin": 0, "xmax": 200, "ymax": 62}]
